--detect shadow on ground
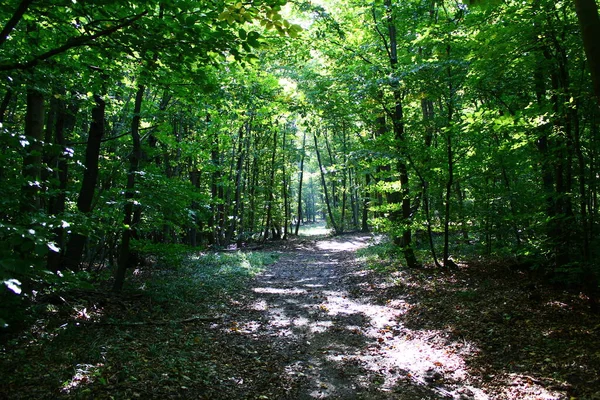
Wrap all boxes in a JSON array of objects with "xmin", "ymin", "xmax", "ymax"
[{"xmin": 2, "ymin": 232, "xmax": 599, "ymax": 399}]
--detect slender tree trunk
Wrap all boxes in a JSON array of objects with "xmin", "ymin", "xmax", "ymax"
[
  {"xmin": 340, "ymin": 123, "xmax": 348, "ymax": 232},
  {"xmin": 20, "ymin": 89, "xmax": 44, "ymax": 213},
  {"xmin": 0, "ymin": 87, "xmax": 12, "ymax": 124},
  {"xmin": 361, "ymin": 174, "xmax": 370, "ymax": 232},
  {"xmin": 314, "ymin": 132, "xmax": 339, "ymax": 234},
  {"xmin": 225, "ymin": 120, "xmax": 250, "ymax": 245},
  {"xmin": 113, "ymin": 85, "xmax": 144, "ymax": 292},
  {"xmin": 248, "ymin": 156, "xmax": 258, "ymax": 235},
  {"xmin": 262, "ymin": 128, "xmax": 278, "ymax": 242},
  {"xmin": 323, "ymin": 128, "xmax": 338, "ymax": 208},
  {"xmin": 63, "ymin": 94, "xmax": 105, "ymax": 272},
  {"xmin": 442, "ymin": 42, "xmax": 457, "ymax": 268},
  {"xmin": 573, "ymin": 101, "xmax": 590, "ymax": 261},
  {"xmin": 46, "ymin": 96, "xmax": 69, "ymax": 272},
  {"xmin": 282, "ymin": 125, "xmax": 289, "ymax": 239},
  {"xmin": 210, "ymin": 119, "xmax": 222, "ymax": 245},
  {"xmin": 295, "ymin": 131, "xmax": 307, "ymax": 235},
  {"xmin": 382, "ymin": 0, "xmax": 419, "ymax": 267}
]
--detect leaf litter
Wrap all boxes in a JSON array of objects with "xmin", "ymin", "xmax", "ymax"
[{"xmin": 1, "ymin": 233, "xmax": 600, "ymax": 399}]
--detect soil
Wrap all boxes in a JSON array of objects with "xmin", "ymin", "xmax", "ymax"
[{"xmin": 2, "ymin": 231, "xmax": 600, "ymax": 399}]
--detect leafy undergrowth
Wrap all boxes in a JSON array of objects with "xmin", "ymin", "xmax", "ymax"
[
  {"xmin": 357, "ymin": 244, "xmax": 600, "ymax": 399},
  {"xmin": 0, "ymin": 250, "xmax": 277, "ymax": 399}
]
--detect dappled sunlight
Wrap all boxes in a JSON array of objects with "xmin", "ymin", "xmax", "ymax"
[
  {"xmin": 297, "ymin": 221, "xmax": 332, "ymax": 237},
  {"xmin": 224, "ymin": 238, "xmax": 493, "ymax": 399},
  {"xmin": 253, "ymin": 287, "xmax": 307, "ymax": 295},
  {"xmin": 209, "ymin": 233, "xmax": 594, "ymax": 399},
  {"xmin": 60, "ymin": 362, "xmax": 104, "ymax": 394},
  {"xmin": 317, "ymin": 239, "xmax": 369, "ymax": 252}
]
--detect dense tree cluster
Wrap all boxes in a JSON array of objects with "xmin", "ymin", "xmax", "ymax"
[{"xmin": 2, "ymin": 0, "xmax": 600, "ymax": 327}]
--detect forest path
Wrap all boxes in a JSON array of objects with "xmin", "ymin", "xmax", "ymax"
[{"xmin": 216, "ymin": 232, "xmax": 487, "ymax": 399}]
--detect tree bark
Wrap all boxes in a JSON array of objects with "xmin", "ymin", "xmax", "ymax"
[
  {"xmin": 113, "ymin": 85, "xmax": 144, "ymax": 292},
  {"xmin": 20, "ymin": 89, "xmax": 44, "ymax": 214},
  {"xmin": 225, "ymin": 119, "xmax": 250, "ymax": 245},
  {"xmin": 46, "ymin": 96, "xmax": 70, "ymax": 273},
  {"xmin": 281, "ymin": 125, "xmax": 289, "ymax": 239},
  {"xmin": 314, "ymin": 131, "xmax": 339, "ymax": 234},
  {"xmin": 383, "ymin": 0, "xmax": 419, "ymax": 268},
  {"xmin": 574, "ymin": 0, "xmax": 600, "ymax": 103},
  {"xmin": 262, "ymin": 128, "xmax": 278, "ymax": 242},
  {"xmin": 295, "ymin": 131, "xmax": 307, "ymax": 235},
  {"xmin": 63, "ymin": 94, "xmax": 105, "ymax": 271}
]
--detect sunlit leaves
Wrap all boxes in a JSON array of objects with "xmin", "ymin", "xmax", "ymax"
[{"xmin": 3, "ymin": 279, "xmax": 22, "ymax": 295}]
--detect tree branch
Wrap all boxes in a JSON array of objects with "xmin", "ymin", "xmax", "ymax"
[
  {"xmin": 0, "ymin": 11, "xmax": 148, "ymax": 71},
  {"xmin": 372, "ymin": 5, "xmax": 392, "ymax": 63},
  {"xmin": 0, "ymin": 0, "xmax": 35, "ymax": 48},
  {"xmin": 76, "ymin": 315, "xmax": 222, "ymax": 326}
]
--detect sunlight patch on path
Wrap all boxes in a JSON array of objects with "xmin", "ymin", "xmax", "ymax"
[
  {"xmin": 316, "ymin": 240, "xmax": 369, "ymax": 252},
  {"xmin": 236, "ymin": 234, "xmax": 493, "ymax": 398}
]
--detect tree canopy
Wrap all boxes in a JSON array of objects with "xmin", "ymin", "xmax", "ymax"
[{"xmin": 2, "ymin": 0, "xmax": 600, "ymax": 325}]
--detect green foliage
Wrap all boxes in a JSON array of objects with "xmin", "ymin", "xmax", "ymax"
[
  {"xmin": 132, "ymin": 240, "xmax": 191, "ymax": 269},
  {"xmin": 356, "ymin": 238, "xmax": 402, "ymax": 272}
]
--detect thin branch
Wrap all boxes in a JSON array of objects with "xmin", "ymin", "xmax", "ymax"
[
  {"xmin": 0, "ymin": 11, "xmax": 148, "ymax": 71},
  {"xmin": 328, "ymin": 39, "xmax": 374, "ymax": 65},
  {"xmin": 371, "ymin": 5, "xmax": 392, "ymax": 62},
  {"xmin": 0, "ymin": 0, "xmax": 35, "ymax": 48},
  {"xmin": 75, "ymin": 315, "xmax": 222, "ymax": 326}
]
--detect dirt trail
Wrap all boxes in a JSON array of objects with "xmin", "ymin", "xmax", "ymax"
[{"xmin": 215, "ymin": 233, "xmax": 487, "ymax": 399}]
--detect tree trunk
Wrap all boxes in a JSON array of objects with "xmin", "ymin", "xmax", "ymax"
[
  {"xmin": 63, "ymin": 94, "xmax": 105, "ymax": 272},
  {"xmin": 361, "ymin": 174, "xmax": 370, "ymax": 232},
  {"xmin": 282, "ymin": 125, "xmax": 289, "ymax": 239},
  {"xmin": 384, "ymin": 0, "xmax": 419, "ymax": 267},
  {"xmin": 314, "ymin": 131, "xmax": 339, "ymax": 234},
  {"xmin": 262, "ymin": 128, "xmax": 278, "ymax": 242},
  {"xmin": 0, "ymin": 87, "xmax": 12, "ymax": 124},
  {"xmin": 113, "ymin": 85, "xmax": 144, "ymax": 292},
  {"xmin": 574, "ymin": 0, "xmax": 600, "ymax": 103},
  {"xmin": 46, "ymin": 96, "xmax": 69, "ymax": 273},
  {"xmin": 295, "ymin": 131, "xmax": 306, "ymax": 235},
  {"xmin": 340, "ymin": 123, "xmax": 348, "ymax": 232},
  {"xmin": 225, "ymin": 120, "xmax": 249, "ymax": 245},
  {"xmin": 20, "ymin": 89, "xmax": 44, "ymax": 214}
]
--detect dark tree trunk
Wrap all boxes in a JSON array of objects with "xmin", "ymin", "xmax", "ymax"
[
  {"xmin": 281, "ymin": 126, "xmax": 289, "ymax": 240},
  {"xmin": 46, "ymin": 96, "xmax": 70, "ymax": 273},
  {"xmin": 20, "ymin": 89, "xmax": 44, "ymax": 213},
  {"xmin": 0, "ymin": 87, "xmax": 12, "ymax": 123},
  {"xmin": 62, "ymin": 95, "xmax": 105, "ymax": 272},
  {"xmin": 295, "ymin": 131, "xmax": 306, "ymax": 235},
  {"xmin": 225, "ymin": 121, "xmax": 249, "ymax": 245},
  {"xmin": 314, "ymin": 131, "xmax": 339, "ymax": 234},
  {"xmin": 262, "ymin": 128, "xmax": 278, "ymax": 242},
  {"xmin": 340, "ymin": 123, "xmax": 348, "ymax": 232},
  {"xmin": 113, "ymin": 85, "xmax": 144, "ymax": 291},
  {"xmin": 382, "ymin": 0, "xmax": 419, "ymax": 267},
  {"xmin": 574, "ymin": 0, "xmax": 600, "ymax": 103},
  {"xmin": 361, "ymin": 174, "xmax": 371, "ymax": 232}
]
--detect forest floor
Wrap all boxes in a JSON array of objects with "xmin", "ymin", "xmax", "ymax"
[{"xmin": 2, "ymin": 230, "xmax": 600, "ymax": 399}]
